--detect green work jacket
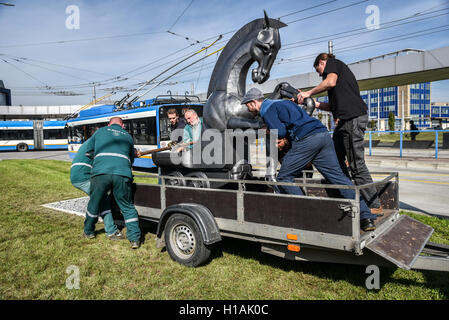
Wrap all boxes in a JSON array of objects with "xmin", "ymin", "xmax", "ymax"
[
  {"xmin": 70, "ymin": 137, "xmax": 94, "ymax": 184},
  {"xmin": 89, "ymin": 124, "xmax": 135, "ymax": 179}
]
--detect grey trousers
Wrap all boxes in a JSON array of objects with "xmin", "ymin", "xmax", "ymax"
[{"xmin": 332, "ymin": 114, "xmax": 381, "ymax": 208}]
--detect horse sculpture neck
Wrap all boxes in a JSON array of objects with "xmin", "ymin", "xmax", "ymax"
[
  {"xmin": 203, "ymin": 15, "xmax": 286, "ymax": 132},
  {"xmin": 207, "ymin": 24, "xmax": 260, "ymax": 98}
]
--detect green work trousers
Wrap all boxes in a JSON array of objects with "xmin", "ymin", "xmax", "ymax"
[
  {"xmin": 85, "ymin": 174, "xmax": 141, "ymax": 242},
  {"xmin": 74, "ymin": 180, "xmax": 117, "ymax": 236}
]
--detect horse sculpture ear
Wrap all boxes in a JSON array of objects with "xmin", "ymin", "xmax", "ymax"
[{"xmin": 263, "ymin": 10, "xmax": 270, "ymax": 28}]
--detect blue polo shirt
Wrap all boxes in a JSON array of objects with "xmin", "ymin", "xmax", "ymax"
[{"xmin": 259, "ymin": 99, "xmax": 327, "ymax": 141}]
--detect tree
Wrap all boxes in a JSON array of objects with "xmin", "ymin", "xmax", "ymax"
[{"xmin": 388, "ymin": 112, "xmax": 395, "ymax": 133}]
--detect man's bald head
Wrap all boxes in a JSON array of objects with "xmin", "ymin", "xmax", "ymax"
[{"xmin": 109, "ymin": 117, "xmax": 124, "ymax": 127}]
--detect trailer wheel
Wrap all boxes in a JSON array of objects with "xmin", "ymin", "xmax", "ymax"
[
  {"xmin": 17, "ymin": 143, "xmax": 28, "ymax": 152},
  {"xmin": 185, "ymin": 171, "xmax": 210, "ymax": 188},
  {"xmin": 166, "ymin": 171, "xmax": 186, "ymax": 186},
  {"xmin": 164, "ymin": 213, "xmax": 211, "ymax": 267}
]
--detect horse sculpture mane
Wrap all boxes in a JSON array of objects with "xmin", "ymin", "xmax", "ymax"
[{"xmin": 203, "ymin": 12, "xmax": 287, "ymax": 132}]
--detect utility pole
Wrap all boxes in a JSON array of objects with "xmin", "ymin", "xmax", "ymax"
[
  {"xmin": 328, "ymin": 40, "xmax": 333, "ymax": 54},
  {"xmin": 92, "ymin": 84, "xmax": 96, "ymax": 103},
  {"xmin": 377, "ymin": 89, "xmax": 380, "ymax": 135},
  {"xmin": 401, "ymin": 90, "xmax": 405, "ymax": 131}
]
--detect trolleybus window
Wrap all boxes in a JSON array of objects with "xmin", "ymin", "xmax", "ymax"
[
  {"xmin": 0, "ymin": 129, "xmax": 34, "ymax": 140},
  {"xmin": 159, "ymin": 105, "xmax": 203, "ymax": 141},
  {"xmin": 0, "ymin": 129, "xmax": 33, "ymax": 140},
  {"xmin": 132, "ymin": 117, "xmax": 157, "ymax": 145},
  {"xmin": 44, "ymin": 129, "xmax": 66, "ymax": 140}
]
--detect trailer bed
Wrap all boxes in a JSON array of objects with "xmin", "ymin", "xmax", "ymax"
[{"xmin": 111, "ymin": 171, "xmax": 449, "ymax": 271}]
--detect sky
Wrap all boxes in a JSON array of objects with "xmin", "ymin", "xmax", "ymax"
[{"xmin": 1, "ymin": 0, "xmax": 449, "ymax": 106}]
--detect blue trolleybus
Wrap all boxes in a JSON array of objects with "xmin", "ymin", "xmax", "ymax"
[
  {"xmin": 66, "ymin": 95, "xmax": 204, "ymax": 168},
  {"xmin": 0, "ymin": 120, "xmax": 68, "ymax": 151}
]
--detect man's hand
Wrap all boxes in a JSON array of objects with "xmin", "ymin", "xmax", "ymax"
[
  {"xmin": 135, "ymin": 149, "xmax": 142, "ymax": 158},
  {"xmin": 297, "ymin": 90, "xmax": 311, "ymax": 104}
]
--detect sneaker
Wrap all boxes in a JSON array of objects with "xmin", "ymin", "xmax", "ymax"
[
  {"xmin": 370, "ymin": 206, "xmax": 384, "ymax": 217},
  {"xmin": 107, "ymin": 230, "xmax": 125, "ymax": 240},
  {"xmin": 130, "ymin": 240, "xmax": 141, "ymax": 249},
  {"xmin": 83, "ymin": 232, "xmax": 95, "ymax": 239}
]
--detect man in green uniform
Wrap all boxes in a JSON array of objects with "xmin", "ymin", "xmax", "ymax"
[
  {"xmin": 84, "ymin": 117, "xmax": 142, "ymax": 249},
  {"xmin": 70, "ymin": 136, "xmax": 123, "ymax": 240}
]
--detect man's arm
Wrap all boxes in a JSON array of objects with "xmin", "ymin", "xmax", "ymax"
[
  {"xmin": 297, "ymin": 73, "xmax": 338, "ymax": 102},
  {"xmin": 315, "ymin": 101, "xmax": 332, "ymax": 112}
]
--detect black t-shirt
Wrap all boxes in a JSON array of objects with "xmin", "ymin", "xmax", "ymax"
[{"xmin": 323, "ymin": 58, "xmax": 367, "ymax": 120}]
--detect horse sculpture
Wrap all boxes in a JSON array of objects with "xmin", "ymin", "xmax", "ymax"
[
  {"xmin": 153, "ymin": 12, "xmax": 287, "ymax": 183},
  {"xmin": 203, "ymin": 12, "xmax": 287, "ymax": 132}
]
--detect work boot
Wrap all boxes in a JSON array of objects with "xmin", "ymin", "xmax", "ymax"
[
  {"xmin": 107, "ymin": 230, "xmax": 125, "ymax": 240},
  {"xmin": 83, "ymin": 232, "xmax": 95, "ymax": 239},
  {"xmin": 130, "ymin": 240, "xmax": 141, "ymax": 249},
  {"xmin": 370, "ymin": 206, "xmax": 384, "ymax": 217},
  {"xmin": 361, "ymin": 219, "xmax": 376, "ymax": 232}
]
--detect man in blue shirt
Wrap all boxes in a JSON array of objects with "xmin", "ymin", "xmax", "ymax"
[{"xmin": 241, "ymin": 88, "xmax": 377, "ymax": 231}]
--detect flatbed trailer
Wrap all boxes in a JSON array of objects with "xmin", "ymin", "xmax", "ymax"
[{"xmin": 112, "ymin": 171, "xmax": 449, "ymax": 272}]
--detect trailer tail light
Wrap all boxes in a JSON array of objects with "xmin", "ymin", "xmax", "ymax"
[
  {"xmin": 287, "ymin": 234, "xmax": 297, "ymax": 241},
  {"xmin": 287, "ymin": 244, "xmax": 300, "ymax": 252}
]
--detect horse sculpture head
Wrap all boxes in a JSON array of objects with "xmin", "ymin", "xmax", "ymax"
[
  {"xmin": 250, "ymin": 11, "xmax": 284, "ymax": 84},
  {"xmin": 204, "ymin": 12, "xmax": 287, "ymax": 132}
]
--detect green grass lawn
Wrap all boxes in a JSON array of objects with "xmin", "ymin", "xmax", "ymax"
[{"xmin": 0, "ymin": 159, "xmax": 448, "ymax": 300}]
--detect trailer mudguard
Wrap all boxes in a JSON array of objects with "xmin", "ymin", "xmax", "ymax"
[{"xmin": 157, "ymin": 203, "xmax": 222, "ymax": 245}]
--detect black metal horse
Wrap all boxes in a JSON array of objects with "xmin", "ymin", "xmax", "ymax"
[{"xmin": 203, "ymin": 12, "xmax": 287, "ymax": 132}]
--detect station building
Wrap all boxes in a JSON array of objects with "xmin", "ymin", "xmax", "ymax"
[
  {"xmin": 431, "ymin": 102, "xmax": 449, "ymax": 129},
  {"xmin": 360, "ymin": 82, "xmax": 431, "ymax": 130}
]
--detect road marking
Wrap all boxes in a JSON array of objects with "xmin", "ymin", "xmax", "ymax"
[
  {"xmin": 372, "ymin": 173, "xmax": 449, "ymax": 177},
  {"xmin": 372, "ymin": 175, "xmax": 449, "ymax": 185},
  {"xmin": 399, "ymin": 178, "xmax": 449, "ymax": 185}
]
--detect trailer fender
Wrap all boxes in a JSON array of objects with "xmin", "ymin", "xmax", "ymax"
[{"xmin": 157, "ymin": 203, "xmax": 222, "ymax": 245}]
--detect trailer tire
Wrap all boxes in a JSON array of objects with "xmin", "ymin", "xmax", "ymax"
[
  {"xmin": 164, "ymin": 213, "xmax": 211, "ymax": 267},
  {"xmin": 17, "ymin": 143, "xmax": 28, "ymax": 152},
  {"xmin": 166, "ymin": 171, "xmax": 186, "ymax": 186},
  {"xmin": 185, "ymin": 171, "xmax": 210, "ymax": 188}
]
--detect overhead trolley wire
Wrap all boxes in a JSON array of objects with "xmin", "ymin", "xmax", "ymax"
[
  {"xmin": 275, "ymin": 23, "xmax": 449, "ymax": 66},
  {"xmin": 282, "ymin": 6, "xmax": 449, "ymax": 50},
  {"xmin": 132, "ymin": 45, "xmax": 224, "ymax": 102},
  {"xmin": 167, "ymin": 0, "xmax": 195, "ymax": 31},
  {"xmin": 277, "ymin": 0, "xmax": 338, "ymax": 19},
  {"xmin": 1, "ymin": 58, "xmax": 49, "ymax": 87},
  {"xmin": 117, "ymin": 35, "xmax": 222, "ymax": 106},
  {"xmin": 0, "ymin": 31, "xmax": 166, "ymax": 49},
  {"xmin": 284, "ymin": 0, "xmax": 370, "ymax": 24}
]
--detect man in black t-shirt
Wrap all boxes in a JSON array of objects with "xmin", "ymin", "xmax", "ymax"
[{"xmin": 297, "ymin": 53, "xmax": 382, "ymax": 217}]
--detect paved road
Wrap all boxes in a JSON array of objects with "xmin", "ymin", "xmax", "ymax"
[
  {"xmin": 1, "ymin": 150, "xmax": 448, "ymax": 218},
  {"xmin": 0, "ymin": 150, "xmax": 71, "ymax": 162},
  {"xmin": 368, "ymin": 165, "xmax": 449, "ymax": 218}
]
